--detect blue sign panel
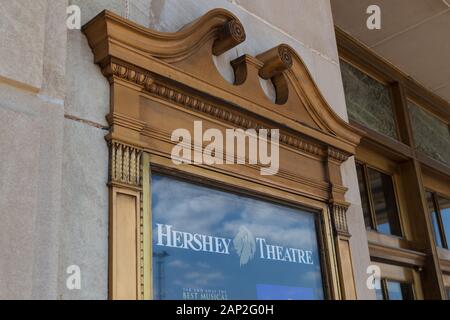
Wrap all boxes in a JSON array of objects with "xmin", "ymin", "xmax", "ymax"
[{"xmin": 151, "ymin": 174, "xmax": 325, "ymax": 300}]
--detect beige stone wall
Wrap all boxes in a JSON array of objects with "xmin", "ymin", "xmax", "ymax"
[
  {"xmin": 0, "ymin": 0, "xmax": 372, "ymax": 299},
  {"xmin": 0, "ymin": 0, "xmax": 67, "ymax": 299}
]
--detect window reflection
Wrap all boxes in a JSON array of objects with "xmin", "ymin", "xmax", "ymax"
[
  {"xmin": 151, "ymin": 174, "xmax": 325, "ymax": 300},
  {"xmin": 375, "ymin": 287, "xmax": 384, "ymax": 300},
  {"xmin": 426, "ymin": 192, "xmax": 443, "ymax": 248},
  {"xmin": 399, "ymin": 282, "xmax": 414, "ymax": 300},
  {"xmin": 377, "ymin": 279, "xmax": 414, "ymax": 300},
  {"xmin": 438, "ymin": 196, "xmax": 450, "ymax": 248},
  {"xmin": 386, "ymin": 281, "xmax": 403, "ymax": 300},
  {"xmin": 386, "ymin": 281, "xmax": 413, "ymax": 300},
  {"xmin": 367, "ymin": 168, "xmax": 402, "ymax": 236},
  {"xmin": 355, "ymin": 163, "xmax": 402, "ymax": 237},
  {"xmin": 356, "ymin": 163, "xmax": 373, "ymax": 230}
]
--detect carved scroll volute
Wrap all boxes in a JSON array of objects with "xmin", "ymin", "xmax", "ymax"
[
  {"xmin": 257, "ymin": 45, "xmax": 293, "ymax": 79},
  {"xmin": 256, "ymin": 45, "xmax": 293, "ymax": 104},
  {"xmin": 213, "ymin": 19, "xmax": 246, "ymax": 56}
]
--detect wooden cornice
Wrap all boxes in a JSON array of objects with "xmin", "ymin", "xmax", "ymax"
[{"xmin": 83, "ymin": 9, "xmax": 363, "ymax": 158}]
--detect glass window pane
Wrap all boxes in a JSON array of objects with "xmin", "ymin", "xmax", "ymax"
[
  {"xmin": 426, "ymin": 192, "xmax": 444, "ymax": 247},
  {"xmin": 340, "ymin": 60, "xmax": 397, "ymax": 139},
  {"xmin": 408, "ymin": 101, "xmax": 450, "ymax": 165},
  {"xmin": 400, "ymin": 283, "xmax": 414, "ymax": 300},
  {"xmin": 438, "ymin": 196, "xmax": 450, "ymax": 247},
  {"xmin": 355, "ymin": 163, "xmax": 373, "ymax": 230},
  {"xmin": 386, "ymin": 281, "xmax": 413, "ymax": 300},
  {"xmin": 151, "ymin": 174, "xmax": 325, "ymax": 300},
  {"xmin": 375, "ymin": 287, "xmax": 384, "ymax": 300},
  {"xmin": 386, "ymin": 281, "xmax": 402, "ymax": 300},
  {"xmin": 367, "ymin": 168, "xmax": 402, "ymax": 236}
]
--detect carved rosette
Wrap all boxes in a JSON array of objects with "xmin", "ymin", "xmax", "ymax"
[
  {"xmin": 278, "ymin": 45, "xmax": 293, "ymax": 67},
  {"xmin": 110, "ymin": 141, "xmax": 142, "ymax": 187},
  {"xmin": 331, "ymin": 203, "xmax": 350, "ymax": 237}
]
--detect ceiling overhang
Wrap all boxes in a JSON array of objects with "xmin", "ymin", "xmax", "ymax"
[{"xmin": 331, "ymin": 0, "xmax": 450, "ymax": 104}]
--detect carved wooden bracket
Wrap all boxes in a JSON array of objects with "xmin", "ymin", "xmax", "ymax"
[{"xmin": 83, "ymin": 8, "xmax": 364, "ymax": 300}]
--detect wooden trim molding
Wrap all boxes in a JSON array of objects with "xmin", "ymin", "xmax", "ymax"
[
  {"xmin": 369, "ymin": 242, "xmax": 426, "ymax": 269},
  {"xmin": 438, "ymin": 248, "xmax": 450, "ymax": 274},
  {"xmin": 83, "ymin": 9, "xmax": 363, "ymax": 300}
]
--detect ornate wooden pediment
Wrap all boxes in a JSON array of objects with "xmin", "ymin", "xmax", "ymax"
[
  {"xmin": 83, "ymin": 8, "xmax": 364, "ymax": 205},
  {"xmin": 83, "ymin": 8, "xmax": 364, "ymax": 299},
  {"xmin": 83, "ymin": 8, "xmax": 362, "ymax": 154}
]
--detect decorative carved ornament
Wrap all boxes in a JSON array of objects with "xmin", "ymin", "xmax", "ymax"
[
  {"xmin": 106, "ymin": 60, "xmax": 327, "ymax": 157},
  {"xmin": 83, "ymin": 8, "xmax": 364, "ymax": 299},
  {"xmin": 109, "ymin": 140, "xmax": 142, "ymax": 187},
  {"xmin": 331, "ymin": 203, "xmax": 350, "ymax": 237},
  {"xmin": 83, "ymin": 9, "xmax": 362, "ymax": 153}
]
